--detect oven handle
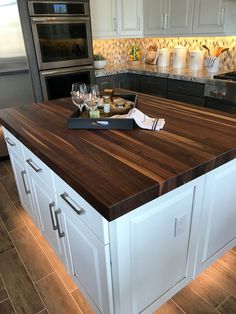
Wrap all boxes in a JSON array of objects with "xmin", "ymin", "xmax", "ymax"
[
  {"xmin": 40, "ymin": 66, "xmax": 94, "ymax": 77},
  {"xmin": 31, "ymin": 16, "xmax": 89, "ymax": 23}
]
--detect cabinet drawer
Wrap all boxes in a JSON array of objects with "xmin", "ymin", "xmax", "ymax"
[
  {"xmin": 140, "ymin": 75, "xmax": 167, "ymax": 97},
  {"xmin": 54, "ymin": 173, "xmax": 109, "ymax": 244},
  {"xmin": 168, "ymin": 79, "xmax": 205, "ymax": 97},
  {"xmin": 23, "ymin": 145, "xmax": 55, "ymax": 191},
  {"xmin": 2, "ymin": 127, "xmax": 24, "ymax": 160},
  {"xmin": 167, "ymin": 92, "xmax": 205, "ymax": 106}
]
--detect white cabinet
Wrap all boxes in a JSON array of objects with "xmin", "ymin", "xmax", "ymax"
[
  {"xmin": 9, "ymin": 150, "xmax": 36, "ymax": 221},
  {"xmin": 193, "ymin": 0, "xmax": 226, "ymax": 34},
  {"xmin": 58, "ymin": 196, "xmax": 113, "ymax": 314},
  {"xmin": 117, "ymin": 0, "xmax": 143, "ymax": 36},
  {"xmin": 144, "ymin": 0, "xmax": 194, "ymax": 35},
  {"xmin": 110, "ymin": 176, "xmax": 204, "ymax": 314},
  {"xmin": 90, "ymin": 0, "xmax": 142, "ymax": 38},
  {"xmin": 90, "ymin": 0, "xmax": 117, "ymax": 38},
  {"xmin": 23, "ymin": 147, "xmax": 67, "ymax": 266},
  {"xmin": 196, "ymin": 159, "xmax": 236, "ymax": 275}
]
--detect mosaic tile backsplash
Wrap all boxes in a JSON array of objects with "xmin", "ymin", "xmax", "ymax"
[{"xmin": 93, "ymin": 37, "xmax": 236, "ymax": 71}]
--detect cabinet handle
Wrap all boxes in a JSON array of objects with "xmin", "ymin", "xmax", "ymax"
[
  {"xmin": 113, "ymin": 17, "xmax": 117, "ymax": 32},
  {"xmin": 21, "ymin": 170, "xmax": 31, "ymax": 195},
  {"xmin": 26, "ymin": 159, "xmax": 42, "ymax": 172},
  {"xmin": 161, "ymin": 13, "xmax": 165, "ymax": 29},
  {"xmin": 60, "ymin": 192, "xmax": 85, "ymax": 215},
  {"xmin": 220, "ymin": 8, "xmax": 225, "ymax": 25},
  {"xmin": 5, "ymin": 137, "xmax": 15, "ymax": 146},
  {"xmin": 49, "ymin": 202, "xmax": 58, "ymax": 230},
  {"xmin": 164, "ymin": 13, "xmax": 168, "ymax": 30},
  {"xmin": 55, "ymin": 209, "xmax": 65, "ymax": 238}
]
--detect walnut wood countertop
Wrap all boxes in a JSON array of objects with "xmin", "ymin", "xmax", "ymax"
[{"xmin": 0, "ymin": 91, "xmax": 236, "ymax": 221}]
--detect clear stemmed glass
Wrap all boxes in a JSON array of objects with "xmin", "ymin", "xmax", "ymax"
[
  {"xmin": 85, "ymin": 84, "xmax": 100, "ymax": 114},
  {"xmin": 71, "ymin": 83, "xmax": 87, "ymax": 113}
]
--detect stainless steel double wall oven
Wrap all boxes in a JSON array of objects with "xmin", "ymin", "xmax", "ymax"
[{"xmin": 18, "ymin": 0, "xmax": 95, "ymax": 101}]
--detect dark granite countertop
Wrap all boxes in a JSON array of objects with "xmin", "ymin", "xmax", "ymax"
[
  {"xmin": 95, "ymin": 63, "xmax": 236, "ymax": 84},
  {"xmin": 0, "ymin": 90, "xmax": 236, "ymax": 221}
]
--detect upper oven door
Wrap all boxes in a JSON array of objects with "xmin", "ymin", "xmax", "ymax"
[
  {"xmin": 30, "ymin": 17, "xmax": 93, "ymax": 70},
  {"xmin": 28, "ymin": 1, "xmax": 89, "ymax": 17}
]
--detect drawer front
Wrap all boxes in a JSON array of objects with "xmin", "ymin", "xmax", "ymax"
[
  {"xmin": 2, "ymin": 127, "xmax": 24, "ymax": 160},
  {"xmin": 23, "ymin": 145, "xmax": 55, "ymax": 191},
  {"xmin": 167, "ymin": 92, "xmax": 205, "ymax": 106},
  {"xmin": 168, "ymin": 79, "xmax": 205, "ymax": 97},
  {"xmin": 54, "ymin": 173, "xmax": 109, "ymax": 244},
  {"xmin": 140, "ymin": 75, "xmax": 167, "ymax": 97}
]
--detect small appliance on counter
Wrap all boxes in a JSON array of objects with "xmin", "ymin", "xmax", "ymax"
[
  {"xmin": 173, "ymin": 46, "xmax": 187, "ymax": 69},
  {"xmin": 189, "ymin": 50, "xmax": 204, "ymax": 71},
  {"xmin": 158, "ymin": 48, "xmax": 171, "ymax": 67}
]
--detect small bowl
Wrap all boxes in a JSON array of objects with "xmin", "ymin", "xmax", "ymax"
[{"xmin": 94, "ymin": 60, "xmax": 107, "ymax": 70}]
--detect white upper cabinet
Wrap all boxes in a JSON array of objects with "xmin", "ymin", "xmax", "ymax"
[
  {"xmin": 117, "ymin": 0, "xmax": 143, "ymax": 36},
  {"xmin": 193, "ymin": 0, "xmax": 226, "ymax": 34},
  {"xmin": 144, "ymin": 0, "xmax": 194, "ymax": 35},
  {"xmin": 90, "ymin": 0, "xmax": 143, "ymax": 38},
  {"xmin": 90, "ymin": 0, "xmax": 117, "ymax": 38},
  {"xmin": 165, "ymin": 0, "xmax": 194, "ymax": 34},
  {"xmin": 144, "ymin": 0, "xmax": 165, "ymax": 35}
]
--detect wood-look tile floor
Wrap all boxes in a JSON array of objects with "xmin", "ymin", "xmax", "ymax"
[{"xmin": 1, "ymin": 158, "xmax": 236, "ymax": 314}]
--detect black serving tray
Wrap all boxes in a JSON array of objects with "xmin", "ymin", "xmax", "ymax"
[{"xmin": 67, "ymin": 94, "xmax": 137, "ymax": 130}]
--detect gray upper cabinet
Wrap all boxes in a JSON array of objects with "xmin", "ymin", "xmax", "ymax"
[
  {"xmin": 144, "ymin": 0, "xmax": 194, "ymax": 35},
  {"xmin": 192, "ymin": 0, "xmax": 226, "ymax": 34}
]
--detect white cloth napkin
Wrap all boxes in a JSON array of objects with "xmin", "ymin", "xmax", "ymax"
[{"xmin": 112, "ymin": 108, "xmax": 165, "ymax": 131}]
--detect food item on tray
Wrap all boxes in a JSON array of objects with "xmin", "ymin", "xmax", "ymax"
[{"xmin": 111, "ymin": 97, "xmax": 133, "ymax": 113}]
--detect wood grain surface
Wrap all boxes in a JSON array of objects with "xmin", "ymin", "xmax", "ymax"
[{"xmin": 0, "ymin": 90, "xmax": 236, "ymax": 221}]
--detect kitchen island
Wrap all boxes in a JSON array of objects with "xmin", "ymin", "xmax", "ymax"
[{"xmin": 1, "ymin": 92, "xmax": 236, "ymax": 313}]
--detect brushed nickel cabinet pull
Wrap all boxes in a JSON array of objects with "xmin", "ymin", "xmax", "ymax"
[
  {"xmin": 161, "ymin": 14, "xmax": 165, "ymax": 30},
  {"xmin": 49, "ymin": 202, "xmax": 57, "ymax": 230},
  {"xmin": 55, "ymin": 209, "xmax": 65, "ymax": 238},
  {"xmin": 26, "ymin": 159, "xmax": 42, "ymax": 172},
  {"xmin": 60, "ymin": 192, "xmax": 85, "ymax": 215},
  {"xmin": 113, "ymin": 17, "xmax": 117, "ymax": 32},
  {"xmin": 164, "ymin": 13, "xmax": 168, "ymax": 30},
  {"xmin": 5, "ymin": 137, "xmax": 15, "ymax": 146},
  {"xmin": 21, "ymin": 170, "xmax": 31, "ymax": 195}
]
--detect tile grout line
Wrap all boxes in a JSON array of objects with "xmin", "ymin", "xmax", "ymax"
[
  {"xmin": 0, "ymin": 216, "xmax": 48, "ymax": 313},
  {"xmin": 35, "ymin": 307, "xmax": 48, "ymax": 314},
  {"xmin": 216, "ymin": 294, "xmax": 232, "ymax": 310},
  {"xmin": 0, "ymin": 273, "xmax": 17, "ymax": 314},
  {"xmin": 0, "ymin": 297, "xmax": 10, "ymax": 304},
  {"xmin": 187, "ymin": 286, "xmax": 222, "ymax": 313},
  {"xmin": 35, "ymin": 235, "xmax": 84, "ymax": 314}
]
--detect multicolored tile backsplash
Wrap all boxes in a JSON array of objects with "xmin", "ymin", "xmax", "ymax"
[{"xmin": 93, "ymin": 37, "xmax": 236, "ymax": 70}]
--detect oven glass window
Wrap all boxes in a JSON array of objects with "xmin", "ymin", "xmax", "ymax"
[
  {"xmin": 46, "ymin": 71, "xmax": 92, "ymax": 100},
  {"xmin": 33, "ymin": 3, "xmax": 86, "ymax": 15},
  {"xmin": 36, "ymin": 23, "xmax": 89, "ymax": 63}
]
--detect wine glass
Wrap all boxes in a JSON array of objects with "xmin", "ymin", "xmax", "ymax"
[
  {"xmin": 85, "ymin": 84, "xmax": 100, "ymax": 113},
  {"xmin": 71, "ymin": 83, "xmax": 87, "ymax": 113}
]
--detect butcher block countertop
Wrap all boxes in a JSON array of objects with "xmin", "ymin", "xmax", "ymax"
[{"xmin": 0, "ymin": 90, "xmax": 236, "ymax": 221}]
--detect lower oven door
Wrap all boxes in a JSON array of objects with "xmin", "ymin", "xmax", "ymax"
[
  {"xmin": 40, "ymin": 65, "xmax": 95, "ymax": 101},
  {"xmin": 205, "ymin": 97, "xmax": 236, "ymax": 114}
]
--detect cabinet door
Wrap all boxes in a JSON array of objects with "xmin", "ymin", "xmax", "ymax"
[
  {"xmin": 90, "ymin": 0, "xmax": 117, "ymax": 38},
  {"xmin": 117, "ymin": 0, "xmax": 143, "ymax": 36},
  {"xmin": 9, "ymin": 151, "xmax": 35, "ymax": 221},
  {"xmin": 140, "ymin": 75, "xmax": 167, "ymax": 97},
  {"xmin": 193, "ymin": 0, "xmax": 226, "ymax": 34},
  {"xmin": 60, "ymin": 202, "xmax": 113, "ymax": 314},
  {"xmin": 96, "ymin": 76, "xmax": 116, "ymax": 91},
  {"xmin": 28, "ymin": 168, "xmax": 66, "ymax": 263},
  {"xmin": 110, "ymin": 177, "xmax": 204, "ymax": 314},
  {"xmin": 165, "ymin": 0, "xmax": 194, "ymax": 34},
  {"xmin": 144, "ymin": 0, "xmax": 165, "ymax": 35},
  {"xmin": 196, "ymin": 159, "xmax": 236, "ymax": 274}
]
